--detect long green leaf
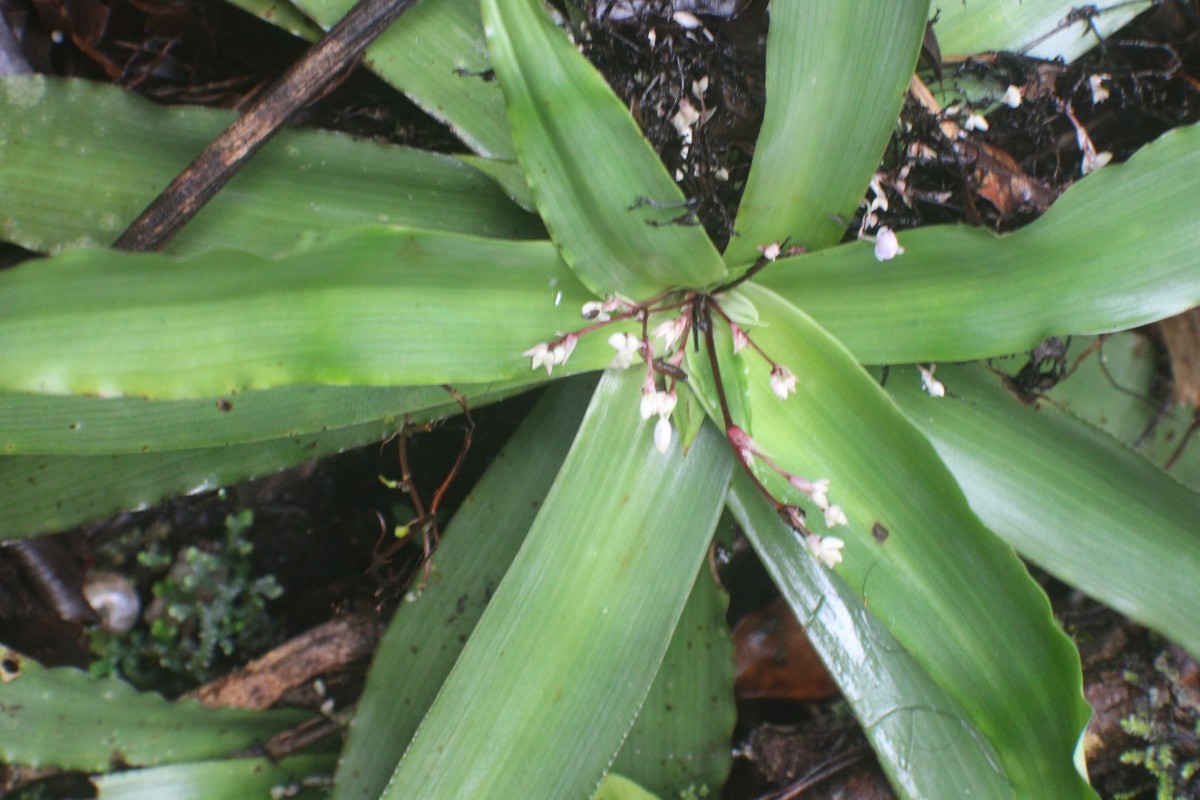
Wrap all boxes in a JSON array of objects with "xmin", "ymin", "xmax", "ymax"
[
  {"xmin": 287, "ymin": 0, "xmax": 514, "ymax": 160},
  {"xmin": 610, "ymin": 563, "xmax": 735, "ymax": 797},
  {"xmin": 1, "ymin": 381, "xmax": 536, "ymax": 455},
  {"xmin": 0, "ymin": 228, "xmax": 624, "ymax": 398},
  {"xmin": 94, "ymin": 754, "xmax": 335, "ymax": 800},
  {"xmin": 0, "ymin": 647, "xmax": 310, "ymax": 770},
  {"xmin": 888, "ymin": 362, "xmax": 1200, "ymax": 657},
  {"xmin": 333, "ymin": 377, "xmax": 592, "ymax": 800},
  {"xmin": 482, "ymin": 0, "xmax": 727, "ymax": 299},
  {"xmin": 0, "ymin": 383, "xmax": 533, "ymax": 540},
  {"xmin": 727, "ymin": 475, "xmax": 1012, "ymax": 800},
  {"xmin": 725, "ymin": 0, "xmax": 929, "ymax": 266},
  {"xmin": 0, "ymin": 77, "xmax": 538, "ymax": 256},
  {"xmin": 382, "ymin": 369, "xmax": 733, "ymax": 798},
  {"xmin": 758, "ymin": 121, "xmax": 1200, "ymax": 364},
  {"xmin": 0, "ymin": 420, "xmax": 383, "ymax": 539},
  {"xmin": 933, "ymin": 0, "xmax": 1151, "ymax": 62},
  {"xmin": 688, "ymin": 284, "xmax": 1093, "ymax": 797}
]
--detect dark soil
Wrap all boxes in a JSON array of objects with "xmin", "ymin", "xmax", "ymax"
[{"xmin": 1, "ymin": 0, "xmax": 1199, "ymax": 798}]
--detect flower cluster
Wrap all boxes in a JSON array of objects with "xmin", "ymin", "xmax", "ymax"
[
  {"xmin": 521, "ymin": 290, "xmax": 801, "ymax": 414},
  {"xmin": 520, "ymin": 277, "xmax": 848, "ymax": 570},
  {"xmin": 726, "ymin": 425, "xmax": 847, "ymax": 568}
]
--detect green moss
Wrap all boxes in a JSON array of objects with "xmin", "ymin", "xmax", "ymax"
[{"xmin": 88, "ymin": 509, "xmax": 283, "ymax": 695}]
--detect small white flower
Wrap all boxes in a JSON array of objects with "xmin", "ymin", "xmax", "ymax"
[
  {"xmin": 806, "ymin": 534, "xmax": 845, "ymax": 568},
  {"xmin": 1001, "ymin": 84, "xmax": 1023, "ymax": 108},
  {"xmin": 581, "ymin": 301, "xmax": 610, "ymax": 322},
  {"xmin": 609, "ymin": 333, "xmax": 641, "ymax": 369},
  {"xmin": 551, "ymin": 334, "xmax": 577, "ymax": 367},
  {"xmin": 659, "ymin": 390, "xmax": 677, "ymax": 418},
  {"xmin": 640, "ymin": 389, "xmax": 677, "ymax": 421},
  {"xmin": 731, "ymin": 323, "xmax": 749, "ymax": 355},
  {"xmin": 757, "ymin": 242, "xmax": 782, "ymax": 261},
  {"xmin": 653, "ymin": 416, "xmax": 673, "ymax": 454},
  {"xmin": 822, "ymin": 504, "xmax": 848, "ymax": 528},
  {"xmin": 963, "ymin": 111, "xmax": 989, "ymax": 132},
  {"xmin": 873, "ymin": 227, "xmax": 904, "ymax": 261},
  {"xmin": 1088, "ymin": 74, "xmax": 1110, "ymax": 104},
  {"xmin": 523, "ymin": 342, "xmax": 554, "ymax": 374},
  {"xmin": 770, "ymin": 366, "xmax": 797, "ymax": 400},
  {"xmin": 652, "ymin": 315, "xmax": 689, "ymax": 352},
  {"xmin": 789, "ymin": 475, "xmax": 831, "ymax": 510},
  {"xmin": 810, "ymin": 479, "xmax": 831, "ymax": 510},
  {"xmin": 640, "ymin": 390, "xmax": 660, "ymax": 420},
  {"xmin": 919, "ymin": 364, "xmax": 946, "ymax": 398}
]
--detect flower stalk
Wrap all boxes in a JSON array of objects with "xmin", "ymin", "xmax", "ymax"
[{"xmin": 521, "ymin": 281, "xmax": 846, "ymax": 567}]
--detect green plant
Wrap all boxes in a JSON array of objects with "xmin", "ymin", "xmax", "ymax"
[
  {"xmin": 1110, "ymin": 655, "xmax": 1200, "ymax": 800},
  {"xmin": 88, "ymin": 510, "xmax": 283, "ymax": 693},
  {"xmin": 1, "ymin": 1, "xmax": 1197, "ymax": 799}
]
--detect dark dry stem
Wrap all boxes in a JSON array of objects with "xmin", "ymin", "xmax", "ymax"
[
  {"xmin": 426, "ymin": 386, "xmax": 475, "ymax": 520},
  {"xmin": 759, "ymin": 747, "xmax": 869, "ymax": 800},
  {"xmin": 372, "ymin": 387, "xmax": 474, "ymax": 590},
  {"xmin": 112, "ymin": 0, "xmax": 421, "ymax": 252}
]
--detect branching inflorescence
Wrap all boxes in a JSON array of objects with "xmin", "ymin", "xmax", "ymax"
[{"xmin": 522, "ymin": 244, "xmax": 848, "ymax": 568}]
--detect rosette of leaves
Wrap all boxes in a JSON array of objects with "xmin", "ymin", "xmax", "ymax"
[{"xmin": 1, "ymin": 1, "xmax": 1196, "ymax": 799}]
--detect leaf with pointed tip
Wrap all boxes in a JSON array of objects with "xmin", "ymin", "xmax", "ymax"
[
  {"xmin": 333, "ymin": 377, "xmax": 592, "ymax": 800},
  {"xmin": 726, "ymin": 475, "xmax": 1013, "ymax": 800},
  {"xmin": 0, "ymin": 77, "xmax": 538, "ymax": 256},
  {"xmin": 333, "ymin": 377, "xmax": 733, "ymax": 799},
  {"xmin": 382, "ymin": 369, "xmax": 732, "ymax": 799},
  {"xmin": 724, "ymin": 0, "xmax": 928, "ymax": 267},
  {"xmin": 888, "ymin": 362, "xmax": 1200, "ymax": 657},
  {"xmin": 758, "ymin": 121, "xmax": 1200, "ymax": 364},
  {"xmin": 482, "ymin": 0, "xmax": 727, "ymax": 299},
  {"xmin": 688, "ymin": 284, "xmax": 1093, "ymax": 798},
  {"xmin": 0, "ymin": 229, "xmax": 630, "ymax": 399}
]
